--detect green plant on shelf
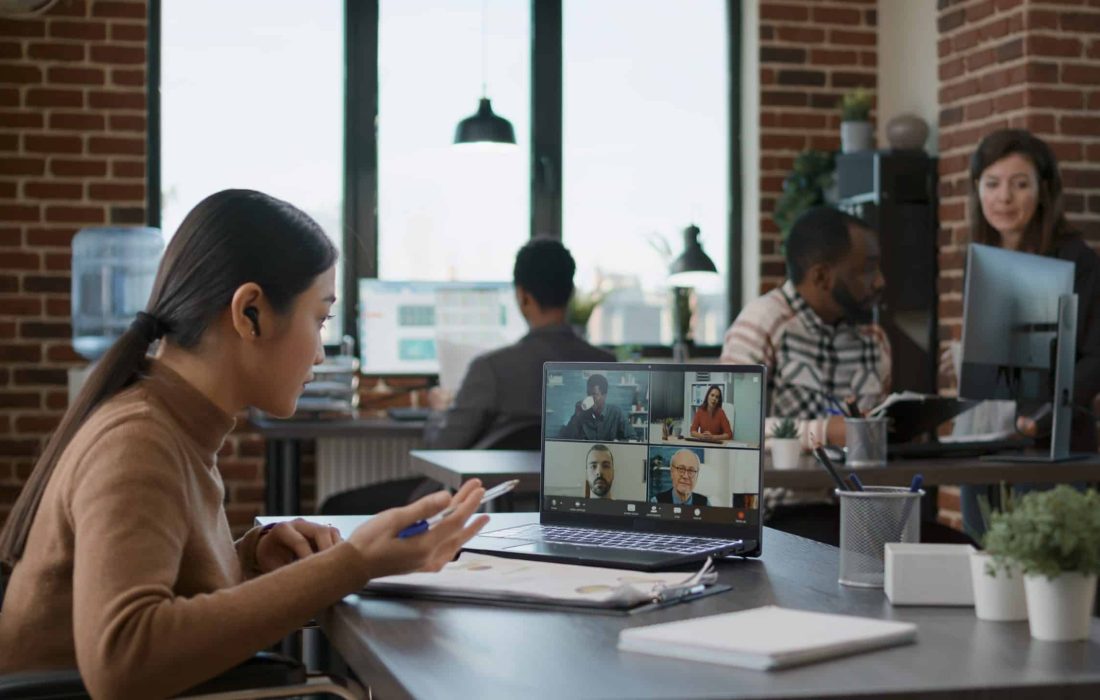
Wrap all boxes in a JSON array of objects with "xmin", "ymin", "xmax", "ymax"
[{"xmin": 839, "ymin": 87, "xmax": 873, "ymax": 122}]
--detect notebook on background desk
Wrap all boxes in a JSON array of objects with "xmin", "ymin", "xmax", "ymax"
[{"xmin": 463, "ymin": 361, "xmax": 767, "ymax": 571}]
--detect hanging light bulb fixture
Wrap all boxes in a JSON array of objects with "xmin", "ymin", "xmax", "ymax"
[{"xmin": 454, "ymin": 0, "xmax": 516, "ymax": 147}]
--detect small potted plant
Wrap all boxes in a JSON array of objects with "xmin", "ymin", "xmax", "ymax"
[
  {"xmin": 968, "ymin": 484, "xmax": 1027, "ymax": 622},
  {"xmin": 984, "ymin": 486, "xmax": 1100, "ymax": 641},
  {"xmin": 839, "ymin": 87, "xmax": 874, "ymax": 153},
  {"xmin": 769, "ymin": 418, "xmax": 801, "ymax": 470}
]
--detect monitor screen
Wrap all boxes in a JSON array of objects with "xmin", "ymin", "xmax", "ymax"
[
  {"xmin": 542, "ymin": 364, "xmax": 764, "ymax": 528},
  {"xmin": 959, "ymin": 244, "xmax": 1074, "ymax": 402},
  {"xmin": 358, "ymin": 280, "xmax": 528, "ymax": 375}
]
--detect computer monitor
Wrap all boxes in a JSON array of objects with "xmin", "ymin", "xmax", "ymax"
[
  {"xmin": 358, "ymin": 279, "xmax": 528, "ymax": 376},
  {"xmin": 959, "ymin": 243, "xmax": 1079, "ymax": 461}
]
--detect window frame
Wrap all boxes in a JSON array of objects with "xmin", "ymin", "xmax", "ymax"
[{"xmin": 148, "ymin": 0, "xmax": 741, "ymax": 352}]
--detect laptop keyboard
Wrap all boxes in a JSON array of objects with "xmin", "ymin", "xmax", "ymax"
[{"xmin": 489, "ymin": 524, "xmax": 742, "ymax": 555}]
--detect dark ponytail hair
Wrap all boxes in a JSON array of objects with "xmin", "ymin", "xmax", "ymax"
[
  {"xmin": 969, "ymin": 128, "xmax": 1074, "ymax": 255},
  {"xmin": 0, "ymin": 189, "xmax": 337, "ymax": 570}
]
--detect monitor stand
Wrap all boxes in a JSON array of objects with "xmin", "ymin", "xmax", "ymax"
[{"xmin": 982, "ymin": 293, "xmax": 1087, "ymax": 463}]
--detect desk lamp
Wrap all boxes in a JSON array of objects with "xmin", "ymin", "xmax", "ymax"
[{"xmin": 668, "ymin": 224, "xmax": 719, "ymax": 361}]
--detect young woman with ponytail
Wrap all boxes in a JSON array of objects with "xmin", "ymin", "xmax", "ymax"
[{"xmin": 0, "ymin": 190, "xmax": 488, "ymax": 698}]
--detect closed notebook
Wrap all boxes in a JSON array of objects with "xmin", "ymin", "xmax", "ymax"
[{"xmin": 618, "ymin": 605, "xmax": 916, "ymax": 671}]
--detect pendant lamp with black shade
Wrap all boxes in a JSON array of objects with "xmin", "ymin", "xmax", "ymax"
[{"xmin": 454, "ymin": 0, "xmax": 516, "ymax": 147}]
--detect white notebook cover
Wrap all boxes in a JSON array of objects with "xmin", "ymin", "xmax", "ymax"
[{"xmin": 617, "ymin": 605, "xmax": 916, "ymax": 671}]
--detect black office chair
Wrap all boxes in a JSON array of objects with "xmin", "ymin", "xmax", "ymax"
[
  {"xmin": 0, "ymin": 652, "xmax": 364, "ymax": 699},
  {"xmin": 319, "ymin": 476, "xmax": 444, "ymax": 516}
]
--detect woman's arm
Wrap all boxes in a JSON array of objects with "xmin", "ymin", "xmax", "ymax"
[{"xmin": 689, "ymin": 408, "xmax": 705, "ymax": 436}]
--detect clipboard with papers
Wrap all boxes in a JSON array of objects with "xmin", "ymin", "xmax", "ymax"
[{"xmin": 360, "ymin": 552, "xmax": 730, "ymax": 615}]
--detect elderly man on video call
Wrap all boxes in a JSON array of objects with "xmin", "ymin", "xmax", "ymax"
[
  {"xmin": 585, "ymin": 444, "xmax": 615, "ymax": 499},
  {"xmin": 652, "ymin": 449, "xmax": 710, "ymax": 506}
]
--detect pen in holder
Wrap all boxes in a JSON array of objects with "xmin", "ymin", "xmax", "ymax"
[{"xmin": 837, "ymin": 486, "xmax": 923, "ymax": 588}]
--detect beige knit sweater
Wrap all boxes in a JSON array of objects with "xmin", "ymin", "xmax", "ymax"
[{"xmin": 0, "ymin": 361, "xmax": 368, "ymax": 699}]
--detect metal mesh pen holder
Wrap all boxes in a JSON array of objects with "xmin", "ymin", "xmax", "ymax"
[{"xmin": 837, "ymin": 486, "xmax": 923, "ymax": 588}]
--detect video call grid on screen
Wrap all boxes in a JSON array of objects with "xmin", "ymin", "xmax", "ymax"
[{"xmin": 541, "ymin": 366, "xmax": 764, "ymax": 525}]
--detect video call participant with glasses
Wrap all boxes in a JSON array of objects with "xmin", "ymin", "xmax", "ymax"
[{"xmin": 651, "ymin": 449, "xmax": 710, "ymax": 506}]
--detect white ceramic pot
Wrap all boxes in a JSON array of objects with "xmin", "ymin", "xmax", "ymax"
[
  {"xmin": 770, "ymin": 438, "xmax": 802, "ymax": 471},
  {"xmin": 969, "ymin": 549, "xmax": 1028, "ymax": 622},
  {"xmin": 840, "ymin": 120, "xmax": 874, "ymax": 153},
  {"xmin": 1024, "ymin": 572, "xmax": 1098, "ymax": 641}
]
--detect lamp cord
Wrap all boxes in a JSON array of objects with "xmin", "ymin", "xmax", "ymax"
[{"xmin": 480, "ymin": 0, "xmax": 488, "ymax": 97}]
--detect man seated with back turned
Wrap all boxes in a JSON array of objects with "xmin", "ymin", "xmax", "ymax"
[
  {"xmin": 424, "ymin": 238, "xmax": 615, "ymax": 449},
  {"xmin": 720, "ymin": 207, "xmax": 888, "ymax": 541}
]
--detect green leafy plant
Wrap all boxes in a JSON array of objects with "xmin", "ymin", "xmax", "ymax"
[
  {"xmin": 773, "ymin": 150, "xmax": 836, "ymax": 243},
  {"xmin": 965, "ymin": 481, "xmax": 1014, "ymax": 547},
  {"xmin": 839, "ymin": 87, "xmax": 873, "ymax": 122},
  {"xmin": 770, "ymin": 417, "xmax": 800, "ymax": 439},
  {"xmin": 982, "ymin": 486, "xmax": 1100, "ymax": 579},
  {"xmin": 567, "ymin": 289, "xmax": 605, "ymax": 330}
]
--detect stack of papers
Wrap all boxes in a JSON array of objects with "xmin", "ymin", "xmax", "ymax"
[
  {"xmin": 363, "ymin": 552, "xmax": 721, "ymax": 612},
  {"xmin": 618, "ymin": 605, "xmax": 917, "ymax": 670}
]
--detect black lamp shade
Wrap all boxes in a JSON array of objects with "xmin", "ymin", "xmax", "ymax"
[
  {"xmin": 668, "ymin": 224, "xmax": 718, "ymax": 287},
  {"xmin": 454, "ymin": 97, "xmax": 516, "ymax": 145}
]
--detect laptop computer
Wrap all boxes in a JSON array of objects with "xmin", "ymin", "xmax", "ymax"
[{"xmin": 463, "ymin": 361, "xmax": 766, "ymax": 571}]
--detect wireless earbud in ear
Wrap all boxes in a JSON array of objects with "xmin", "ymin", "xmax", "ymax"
[{"xmin": 243, "ymin": 307, "xmax": 261, "ymax": 337}]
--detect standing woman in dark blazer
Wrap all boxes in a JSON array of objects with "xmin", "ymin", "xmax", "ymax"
[{"xmin": 959, "ymin": 130, "xmax": 1100, "ymax": 537}]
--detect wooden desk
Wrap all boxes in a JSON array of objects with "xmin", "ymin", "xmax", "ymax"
[
  {"xmin": 765, "ymin": 452, "xmax": 1100, "ymax": 490},
  {"xmin": 405, "ymin": 449, "xmax": 1100, "ymax": 493},
  {"xmin": 311, "ymin": 513, "xmax": 1100, "ymax": 700},
  {"xmin": 251, "ymin": 412, "xmax": 425, "ymax": 515}
]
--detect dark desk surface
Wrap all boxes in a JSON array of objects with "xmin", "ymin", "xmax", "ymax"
[
  {"xmin": 316, "ymin": 512, "xmax": 1100, "ymax": 700},
  {"xmin": 407, "ymin": 449, "xmax": 1100, "ymax": 491},
  {"xmin": 249, "ymin": 412, "xmax": 425, "ymax": 439}
]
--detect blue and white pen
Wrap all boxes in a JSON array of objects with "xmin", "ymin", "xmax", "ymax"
[{"xmin": 398, "ymin": 479, "xmax": 519, "ymax": 539}]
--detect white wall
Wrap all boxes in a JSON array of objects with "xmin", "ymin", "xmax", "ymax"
[{"xmin": 876, "ymin": 0, "xmax": 940, "ymax": 153}]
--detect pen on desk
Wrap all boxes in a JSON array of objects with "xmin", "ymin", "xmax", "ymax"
[
  {"xmin": 847, "ymin": 473, "xmax": 865, "ymax": 492},
  {"xmin": 809, "ymin": 432, "xmax": 848, "ymax": 492},
  {"xmin": 398, "ymin": 479, "xmax": 519, "ymax": 539}
]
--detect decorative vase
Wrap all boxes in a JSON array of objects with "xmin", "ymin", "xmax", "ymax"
[
  {"xmin": 769, "ymin": 438, "xmax": 802, "ymax": 470},
  {"xmin": 969, "ymin": 549, "xmax": 1028, "ymax": 622},
  {"xmin": 885, "ymin": 113, "xmax": 929, "ymax": 151},
  {"xmin": 840, "ymin": 121, "xmax": 874, "ymax": 153},
  {"xmin": 1024, "ymin": 572, "xmax": 1097, "ymax": 641}
]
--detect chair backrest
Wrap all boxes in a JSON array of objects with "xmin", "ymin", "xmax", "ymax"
[
  {"xmin": 319, "ymin": 477, "xmax": 442, "ymax": 516},
  {"xmin": 470, "ymin": 420, "xmax": 542, "ymax": 451}
]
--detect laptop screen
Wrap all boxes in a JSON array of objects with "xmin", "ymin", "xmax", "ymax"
[{"xmin": 541, "ymin": 362, "xmax": 765, "ymax": 539}]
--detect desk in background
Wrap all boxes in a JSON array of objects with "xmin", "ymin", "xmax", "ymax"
[
  {"xmin": 299, "ymin": 512, "xmax": 1100, "ymax": 699},
  {"xmin": 405, "ymin": 449, "xmax": 1100, "ymax": 492},
  {"xmin": 251, "ymin": 413, "xmax": 426, "ymax": 515}
]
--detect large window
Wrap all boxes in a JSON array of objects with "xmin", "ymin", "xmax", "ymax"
[
  {"xmin": 377, "ymin": 0, "xmax": 530, "ymax": 282},
  {"xmin": 563, "ymin": 0, "xmax": 728, "ymax": 346},
  {"xmin": 160, "ymin": 0, "xmax": 345, "ymax": 342}
]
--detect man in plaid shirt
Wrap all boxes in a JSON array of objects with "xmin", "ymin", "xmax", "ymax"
[{"xmin": 722, "ymin": 207, "xmax": 889, "ymax": 531}]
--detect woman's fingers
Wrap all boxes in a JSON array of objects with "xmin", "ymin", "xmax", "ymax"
[{"xmin": 272, "ymin": 522, "xmax": 314, "ymax": 560}]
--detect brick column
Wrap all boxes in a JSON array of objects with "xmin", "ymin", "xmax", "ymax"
[{"xmin": 757, "ymin": 0, "xmax": 878, "ymax": 294}]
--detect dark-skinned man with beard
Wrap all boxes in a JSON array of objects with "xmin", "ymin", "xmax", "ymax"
[{"xmin": 721, "ymin": 207, "xmax": 888, "ymax": 543}]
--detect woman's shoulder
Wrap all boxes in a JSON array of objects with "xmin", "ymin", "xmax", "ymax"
[
  {"xmin": 1053, "ymin": 232, "xmax": 1100, "ymax": 268},
  {"xmin": 70, "ymin": 385, "xmax": 185, "ymax": 463}
]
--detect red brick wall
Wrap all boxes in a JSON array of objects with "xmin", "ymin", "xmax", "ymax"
[
  {"xmin": 935, "ymin": 0, "xmax": 1100, "ymax": 530},
  {"xmin": 757, "ymin": 0, "xmax": 878, "ymax": 294},
  {"xmin": 0, "ymin": 0, "xmax": 150, "ymax": 525},
  {"xmin": 936, "ymin": 0, "xmax": 1100, "ymax": 370}
]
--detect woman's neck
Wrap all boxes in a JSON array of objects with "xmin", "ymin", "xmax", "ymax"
[
  {"xmin": 156, "ymin": 342, "xmax": 244, "ymax": 417},
  {"xmin": 999, "ymin": 230, "xmax": 1023, "ymax": 251}
]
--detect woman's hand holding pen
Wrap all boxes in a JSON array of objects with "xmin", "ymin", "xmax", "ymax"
[
  {"xmin": 255, "ymin": 518, "xmax": 344, "ymax": 573},
  {"xmin": 347, "ymin": 479, "xmax": 490, "ymax": 579}
]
